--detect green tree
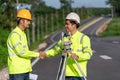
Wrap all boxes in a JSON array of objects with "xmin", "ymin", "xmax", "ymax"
[
  {"xmin": 0, "ymin": 0, "xmax": 16, "ymax": 30},
  {"xmin": 106, "ymin": 0, "xmax": 120, "ymax": 16},
  {"xmin": 60, "ymin": 0, "xmax": 74, "ymax": 9},
  {"xmin": 33, "ymin": 0, "xmax": 56, "ymax": 14}
]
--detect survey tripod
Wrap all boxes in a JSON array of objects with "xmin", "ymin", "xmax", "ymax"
[{"xmin": 56, "ymin": 32, "xmax": 87, "ymax": 80}]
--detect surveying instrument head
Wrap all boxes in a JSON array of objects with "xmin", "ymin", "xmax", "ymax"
[{"xmin": 61, "ymin": 32, "xmax": 72, "ymax": 53}]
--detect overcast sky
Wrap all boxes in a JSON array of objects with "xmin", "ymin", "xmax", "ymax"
[{"xmin": 43, "ymin": 0, "xmax": 110, "ymax": 8}]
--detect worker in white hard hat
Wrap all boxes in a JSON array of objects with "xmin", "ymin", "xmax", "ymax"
[{"xmin": 40, "ymin": 12, "xmax": 93, "ymax": 80}]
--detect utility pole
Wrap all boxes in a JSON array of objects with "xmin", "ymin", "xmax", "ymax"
[
  {"xmin": 111, "ymin": 6, "xmax": 114, "ymax": 18},
  {"xmin": 16, "ymin": 0, "xmax": 19, "ymax": 11},
  {"xmin": 111, "ymin": 0, "xmax": 114, "ymax": 18}
]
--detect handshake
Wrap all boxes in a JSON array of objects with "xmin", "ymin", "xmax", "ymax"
[
  {"xmin": 39, "ymin": 51, "xmax": 79, "ymax": 60},
  {"xmin": 39, "ymin": 51, "xmax": 46, "ymax": 59}
]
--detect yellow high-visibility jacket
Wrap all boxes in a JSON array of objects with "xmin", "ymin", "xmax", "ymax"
[
  {"xmin": 46, "ymin": 30, "xmax": 93, "ymax": 77},
  {"xmin": 7, "ymin": 27, "xmax": 39, "ymax": 74}
]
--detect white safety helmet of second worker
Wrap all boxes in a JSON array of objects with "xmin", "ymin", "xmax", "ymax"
[{"xmin": 66, "ymin": 12, "xmax": 80, "ymax": 24}]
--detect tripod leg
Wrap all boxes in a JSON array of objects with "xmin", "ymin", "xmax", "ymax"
[
  {"xmin": 56, "ymin": 53, "xmax": 68, "ymax": 80},
  {"xmin": 73, "ymin": 59, "xmax": 87, "ymax": 80}
]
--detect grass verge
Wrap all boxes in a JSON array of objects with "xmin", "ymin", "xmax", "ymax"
[{"xmin": 100, "ymin": 17, "xmax": 120, "ymax": 37}]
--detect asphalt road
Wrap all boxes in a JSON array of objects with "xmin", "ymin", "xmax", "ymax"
[
  {"xmin": 84, "ymin": 17, "xmax": 120, "ymax": 80},
  {"xmin": 32, "ymin": 17, "xmax": 120, "ymax": 80}
]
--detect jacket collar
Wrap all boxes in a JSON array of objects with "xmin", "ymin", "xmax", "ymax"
[
  {"xmin": 15, "ymin": 26, "xmax": 25, "ymax": 34},
  {"xmin": 71, "ymin": 30, "xmax": 79, "ymax": 39}
]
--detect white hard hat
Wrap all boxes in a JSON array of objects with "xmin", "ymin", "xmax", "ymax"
[{"xmin": 66, "ymin": 12, "xmax": 80, "ymax": 24}]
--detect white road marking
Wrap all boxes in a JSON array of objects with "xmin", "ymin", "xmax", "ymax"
[
  {"xmin": 99, "ymin": 55, "xmax": 112, "ymax": 60},
  {"xmin": 112, "ymin": 41, "xmax": 119, "ymax": 44},
  {"xmin": 79, "ymin": 17, "xmax": 103, "ymax": 31}
]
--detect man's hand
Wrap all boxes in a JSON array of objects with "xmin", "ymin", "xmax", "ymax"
[
  {"xmin": 70, "ymin": 53, "xmax": 79, "ymax": 60},
  {"xmin": 39, "ymin": 51, "xmax": 46, "ymax": 59}
]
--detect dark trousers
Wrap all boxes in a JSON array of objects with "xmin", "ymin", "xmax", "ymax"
[
  {"xmin": 9, "ymin": 72, "xmax": 29, "ymax": 80},
  {"xmin": 66, "ymin": 76, "xmax": 85, "ymax": 80}
]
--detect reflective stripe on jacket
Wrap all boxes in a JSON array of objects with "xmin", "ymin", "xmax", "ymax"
[
  {"xmin": 7, "ymin": 27, "xmax": 39, "ymax": 74},
  {"xmin": 46, "ymin": 30, "xmax": 93, "ymax": 77}
]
